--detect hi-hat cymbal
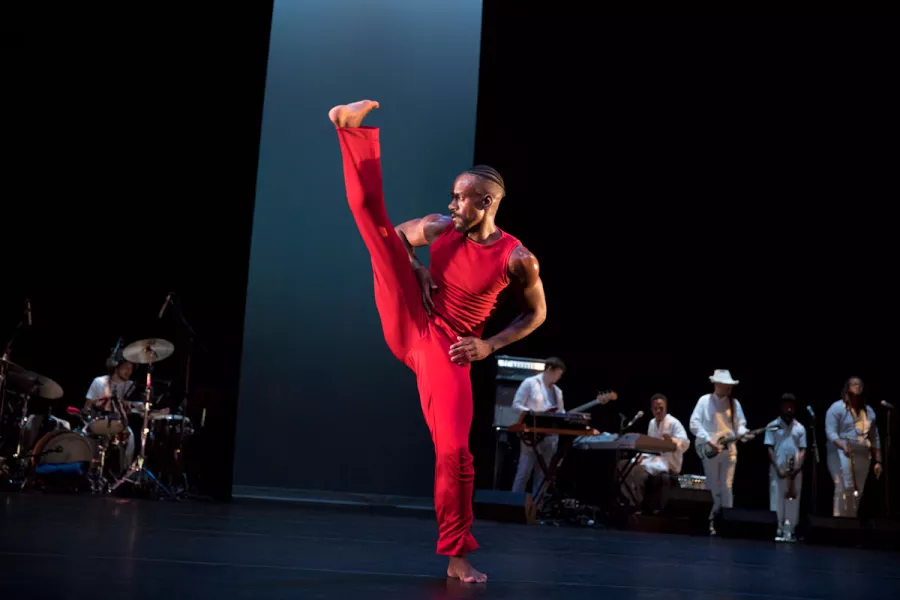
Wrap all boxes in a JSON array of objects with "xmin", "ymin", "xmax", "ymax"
[
  {"xmin": 123, "ymin": 338, "xmax": 175, "ymax": 364},
  {"xmin": 6, "ymin": 369, "xmax": 64, "ymax": 400}
]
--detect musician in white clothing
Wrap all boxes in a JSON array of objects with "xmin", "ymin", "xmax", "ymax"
[
  {"xmin": 640, "ymin": 394, "xmax": 690, "ymax": 475},
  {"xmin": 825, "ymin": 377, "xmax": 882, "ymax": 518},
  {"xmin": 622, "ymin": 394, "xmax": 690, "ymax": 510},
  {"xmin": 511, "ymin": 357, "xmax": 565, "ymax": 497},
  {"xmin": 765, "ymin": 393, "xmax": 806, "ymax": 542},
  {"xmin": 689, "ymin": 369, "xmax": 750, "ymax": 531}
]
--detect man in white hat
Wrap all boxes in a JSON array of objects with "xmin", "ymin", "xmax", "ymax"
[{"xmin": 689, "ymin": 369, "xmax": 749, "ymax": 533}]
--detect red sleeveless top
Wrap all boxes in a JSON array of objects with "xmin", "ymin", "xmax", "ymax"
[{"xmin": 429, "ymin": 225, "xmax": 522, "ymax": 339}]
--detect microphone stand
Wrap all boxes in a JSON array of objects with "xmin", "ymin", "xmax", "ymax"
[
  {"xmin": 807, "ymin": 412, "xmax": 820, "ymax": 518},
  {"xmin": 885, "ymin": 404, "xmax": 892, "ymax": 518},
  {"xmin": 0, "ymin": 316, "xmax": 26, "ymax": 452},
  {"xmin": 169, "ymin": 294, "xmax": 206, "ymax": 496}
]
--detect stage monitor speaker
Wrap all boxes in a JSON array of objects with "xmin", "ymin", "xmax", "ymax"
[
  {"xmin": 805, "ymin": 516, "xmax": 861, "ymax": 547},
  {"xmin": 473, "ymin": 489, "xmax": 536, "ymax": 525},
  {"xmin": 660, "ymin": 487, "xmax": 714, "ymax": 522},
  {"xmin": 862, "ymin": 518, "xmax": 900, "ymax": 551},
  {"xmin": 715, "ymin": 508, "xmax": 778, "ymax": 540}
]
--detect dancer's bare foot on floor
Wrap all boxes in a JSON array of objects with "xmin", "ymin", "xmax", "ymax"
[
  {"xmin": 328, "ymin": 100, "xmax": 379, "ymax": 128},
  {"xmin": 447, "ymin": 556, "xmax": 487, "ymax": 583}
]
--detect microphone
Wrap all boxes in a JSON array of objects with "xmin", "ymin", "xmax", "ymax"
[
  {"xmin": 882, "ymin": 400, "xmax": 896, "ymax": 410},
  {"xmin": 158, "ymin": 293, "xmax": 173, "ymax": 319},
  {"xmin": 806, "ymin": 406, "xmax": 816, "ymax": 418},
  {"xmin": 26, "ymin": 298, "xmax": 32, "ymax": 326},
  {"xmin": 625, "ymin": 410, "xmax": 645, "ymax": 430}
]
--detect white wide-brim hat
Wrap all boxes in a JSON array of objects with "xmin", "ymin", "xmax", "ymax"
[{"xmin": 709, "ymin": 369, "xmax": 739, "ymax": 385}]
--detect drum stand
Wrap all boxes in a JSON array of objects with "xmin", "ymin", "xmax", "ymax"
[
  {"xmin": 111, "ymin": 361, "xmax": 173, "ymax": 498},
  {"xmin": 168, "ymin": 293, "xmax": 204, "ymax": 496}
]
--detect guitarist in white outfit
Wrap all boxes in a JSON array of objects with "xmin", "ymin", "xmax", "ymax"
[
  {"xmin": 689, "ymin": 369, "xmax": 750, "ymax": 533},
  {"xmin": 511, "ymin": 357, "xmax": 566, "ymax": 497}
]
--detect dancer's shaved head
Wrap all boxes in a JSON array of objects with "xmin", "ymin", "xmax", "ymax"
[{"xmin": 464, "ymin": 165, "xmax": 505, "ymax": 200}]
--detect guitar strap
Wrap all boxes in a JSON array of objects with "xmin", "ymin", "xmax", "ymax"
[{"xmin": 729, "ymin": 396, "xmax": 736, "ymax": 433}]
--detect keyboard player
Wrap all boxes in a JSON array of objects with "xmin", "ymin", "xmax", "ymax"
[
  {"xmin": 511, "ymin": 357, "xmax": 566, "ymax": 497},
  {"xmin": 622, "ymin": 394, "xmax": 690, "ymax": 509}
]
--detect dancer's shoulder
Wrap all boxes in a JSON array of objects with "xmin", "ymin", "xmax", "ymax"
[{"xmin": 508, "ymin": 245, "xmax": 540, "ymax": 286}]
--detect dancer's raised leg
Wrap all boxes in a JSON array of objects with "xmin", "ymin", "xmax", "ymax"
[{"xmin": 330, "ymin": 100, "xmax": 428, "ymax": 361}]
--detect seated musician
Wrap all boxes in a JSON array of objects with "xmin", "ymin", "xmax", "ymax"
[
  {"xmin": 83, "ymin": 354, "xmax": 168, "ymax": 467},
  {"xmin": 623, "ymin": 394, "xmax": 690, "ymax": 509},
  {"xmin": 511, "ymin": 357, "xmax": 566, "ymax": 497}
]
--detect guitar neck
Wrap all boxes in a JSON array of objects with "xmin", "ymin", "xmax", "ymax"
[{"xmin": 569, "ymin": 399, "xmax": 601, "ymax": 414}]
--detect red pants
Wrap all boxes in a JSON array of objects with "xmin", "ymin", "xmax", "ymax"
[{"xmin": 336, "ymin": 126, "xmax": 477, "ymax": 556}]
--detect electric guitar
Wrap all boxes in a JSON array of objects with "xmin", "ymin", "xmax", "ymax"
[
  {"xmin": 568, "ymin": 391, "xmax": 619, "ymax": 414},
  {"xmin": 696, "ymin": 424, "xmax": 781, "ymax": 459}
]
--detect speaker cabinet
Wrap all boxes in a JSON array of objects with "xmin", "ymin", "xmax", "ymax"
[
  {"xmin": 473, "ymin": 489, "xmax": 536, "ymax": 524},
  {"xmin": 715, "ymin": 508, "xmax": 778, "ymax": 540}
]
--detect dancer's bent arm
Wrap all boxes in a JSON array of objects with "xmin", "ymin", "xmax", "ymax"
[
  {"xmin": 449, "ymin": 246, "xmax": 546, "ymax": 365},
  {"xmin": 395, "ymin": 214, "xmax": 451, "ymax": 314}
]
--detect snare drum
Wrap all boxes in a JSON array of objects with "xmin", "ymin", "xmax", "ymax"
[{"xmin": 86, "ymin": 412, "xmax": 126, "ymax": 437}]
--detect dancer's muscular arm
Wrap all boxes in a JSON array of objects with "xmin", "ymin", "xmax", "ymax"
[
  {"xmin": 395, "ymin": 214, "xmax": 451, "ymax": 314},
  {"xmin": 450, "ymin": 246, "xmax": 546, "ymax": 365}
]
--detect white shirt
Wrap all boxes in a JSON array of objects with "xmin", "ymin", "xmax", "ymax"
[
  {"xmin": 689, "ymin": 393, "xmax": 748, "ymax": 455},
  {"xmin": 86, "ymin": 375, "xmax": 135, "ymax": 408},
  {"xmin": 512, "ymin": 374, "xmax": 564, "ymax": 414},
  {"xmin": 646, "ymin": 414, "xmax": 690, "ymax": 474},
  {"xmin": 825, "ymin": 400, "xmax": 880, "ymax": 451},
  {"xmin": 764, "ymin": 417, "xmax": 807, "ymax": 470}
]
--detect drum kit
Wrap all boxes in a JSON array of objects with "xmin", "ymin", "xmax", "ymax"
[{"xmin": 0, "ymin": 337, "xmax": 195, "ymax": 499}]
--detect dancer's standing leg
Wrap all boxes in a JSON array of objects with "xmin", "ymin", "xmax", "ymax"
[{"xmin": 330, "ymin": 101, "xmax": 486, "ymax": 583}]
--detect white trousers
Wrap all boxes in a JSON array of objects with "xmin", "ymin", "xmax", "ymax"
[
  {"xmin": 827, "ymin": 447, "xmax": 869, "ymax": 518},
  {"xmin": 512, "ymin": 436, "xmax": 558, "ymax": 497},
  {"xmin": 769, "ymin": 467, "xmax": 802, "ymax": 534},
  {"xmin": 702, "ymin": 451, "xmax": 737, "ymax": 519}
]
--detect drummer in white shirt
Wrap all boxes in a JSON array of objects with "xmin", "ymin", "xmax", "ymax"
[{"xmin": 511, "ymin": 357, "xmax": 566, "ymax": 497}]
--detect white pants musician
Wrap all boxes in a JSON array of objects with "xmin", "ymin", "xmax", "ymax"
[
  {"xmin": 702, "ymin": 451, "xmax": 738, "ymax": 517},
  {"xmin": 513, "ymin": 435, "xmax": 558, "ymax": 498},
  {"xmin": 825, "ymin": 392, "xmax": 882, "ymax": 519},
  {"xmin": 827, "ymin": 444, "xmax": 870, "ymax": 518},
  {"xmin": 769, "ymin": 466, "xmax": 802, "ymax": 538},
  {"xmin": 765, "ymin": 409, "xmax": 806, "ymax": 539}
]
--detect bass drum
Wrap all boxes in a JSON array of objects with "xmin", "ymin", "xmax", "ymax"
[{"xmin": 31, "ymin": 430, "xmax": 95, "ymax": 491}]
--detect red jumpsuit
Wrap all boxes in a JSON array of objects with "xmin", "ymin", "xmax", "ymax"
[{"xmin": 336, "ymin": 126, "xmax": 521, "ymax": 555}]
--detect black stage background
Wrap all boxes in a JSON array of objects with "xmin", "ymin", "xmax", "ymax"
[{"xmin": 7, "ymin": 4, "xmax": 896, "ymax": 515}]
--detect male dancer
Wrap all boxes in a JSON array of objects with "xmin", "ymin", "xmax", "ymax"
[{"xmin": 329, "ymin": 100, "xmax": 546, "ymax": 583}]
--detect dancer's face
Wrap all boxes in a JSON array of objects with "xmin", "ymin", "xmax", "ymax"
[{"xmin": 449, "ymin": 174, "xmax": 491, "ymax": 233}]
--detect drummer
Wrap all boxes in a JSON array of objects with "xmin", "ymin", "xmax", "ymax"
[{"xmin": 83, "ymin": 354, "xmax": 168, "ymax": 467}]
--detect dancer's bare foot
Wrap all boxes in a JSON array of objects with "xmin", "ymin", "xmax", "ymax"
[
  {"xmin": 328, "ymin": 100, "xmax": 379, "ymax": 128},
  {"xmin": 447, "ymin": 555, "xmax": 487, "ymax": 584}
]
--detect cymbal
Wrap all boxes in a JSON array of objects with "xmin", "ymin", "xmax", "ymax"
[
  {"xmin": 123, "ymin": 338, "xmax": 175, "ymax": 364},
  {"xmin": 6, "ymin": 369, "xmax": 64, "ymax": 400}
]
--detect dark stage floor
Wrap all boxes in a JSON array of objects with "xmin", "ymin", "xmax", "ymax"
[{"xmin": 1, "ymin": 494, "xmax": 898, "ymax": 599}]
